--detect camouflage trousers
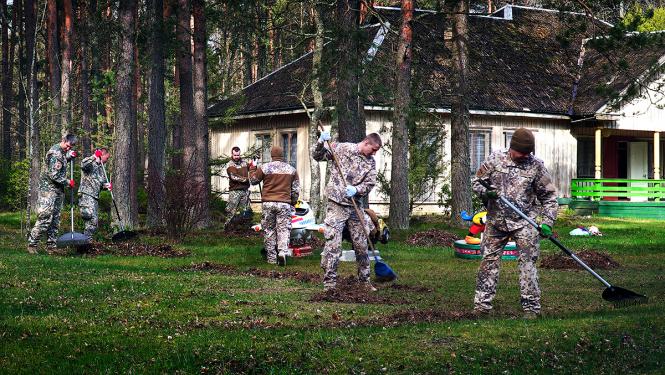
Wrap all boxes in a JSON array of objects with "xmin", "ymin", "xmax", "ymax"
[
  {"xmin": 261, "ymin": 202, "xmax": 293, "ymax": 263},
  {"xmin": 474, "ymin": 223, "xmax": 541, "ymax": 313},
  {"xmin": 79, "ymin": 194, "xmax": 99, "ymax": 240},
  {"xmin": 28, "ymin": 189, "xmax": 64, "ymax": 247},
  {"xmin": 321, "ymin": 201, "xmax": 372, "ymax": 289},
  {"xmin": 224, "ymin": 189, "xmax": 250, "ymax": 226}
]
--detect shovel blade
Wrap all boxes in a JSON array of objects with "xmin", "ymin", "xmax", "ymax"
[
  {"xmin": 112, "ymin": 230, "xmax": 138, "ymax": 243},
  {"xmin": 374, "ymin": 260, "xmax": 397, "ymax": 282},
  {"xmin": 56, "ymin": 232, "xmax": 90, "ymax": 247},
  {"xmin": 602, "ymin": 286, "xmax": 648, "ymax": 306}
]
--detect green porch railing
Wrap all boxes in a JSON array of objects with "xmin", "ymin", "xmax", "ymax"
[{"xmin": 571, "ymin": 178, "xmax": 665, "ymax": 201}]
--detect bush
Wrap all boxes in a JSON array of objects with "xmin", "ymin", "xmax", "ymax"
[{"xmin": 0, "ymin": 159, "xmax": 30, "ymax": 210}]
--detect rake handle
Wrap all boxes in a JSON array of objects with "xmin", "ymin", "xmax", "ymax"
[
  {"xmin": 100, "ymin": 161, "xmax": 125, "ymax": 231},
  {"xmin": 70, "ymin": 159, "xmax": 75, "ymax": 238},
  {"xmin": 478, "ymin": 179, "xmax": 612, "ymax": 289},
  {"xmin": 318, "ymin": 125, "xmax": 378, "ymax": 257}
]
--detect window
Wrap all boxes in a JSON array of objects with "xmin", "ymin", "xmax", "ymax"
[
  {"xmin": 577, "ymin": 138, "xmax": 594, "ymax": 178},
  {"xmin": 282, "ymin": 132, "xmax": 297, "ymax": 168},
  {"xmin": 470, "ymin": 131, "xmax": 491, "ymax": 173},
  {"xmin": 504, "ymin": 131, "xmax": 514, "ymax": 149},
  {"xmin": 255, "ymin": 134, "xmax": 272, "ymax": 164}
]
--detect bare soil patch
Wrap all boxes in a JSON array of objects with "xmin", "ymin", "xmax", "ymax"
[
  {"xmin": 310, "ymin": 277, "xmax": 408, "ymax": 305},
  {"xmin": 73, "ymin": 241, "xmax": 190, "ymax": 258},
  {"xmin": 540, "ymin": 250, "xmax": 621, "ymax": 270},
  {"xmin": 406, "ymin": 229, "xmax": 459, "ymax": 247},
  {"xmin": 177, "ymin": 261, "xmax": 322, "ymax": 283}
]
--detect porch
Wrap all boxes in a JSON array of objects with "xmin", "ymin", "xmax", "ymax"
[{"xmin": 570, "ymin": 128, "xmax": 665, "ymax": 219}]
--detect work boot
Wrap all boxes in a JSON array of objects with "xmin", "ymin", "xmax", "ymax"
[
  {"xmin": 323, "ymin": 284, "xmax": 336, "ymax": 293},
  {"xmin": 26, "ymin": 245, "xmax": 39, "ymax": 254},
  {"xmin": 523, "ymin": 311, "xmax": 540, "ymax": 320},
  {"xmin": 277, "ymin": 251, "xmax": 287, "ymax": 266},
  {"xmin": 465, "ymin": 235, "xmax": 481, "ymax": 245},
  {"xmin": 364, "ymin": 281, "xmax": 377, "ymax": 292}
]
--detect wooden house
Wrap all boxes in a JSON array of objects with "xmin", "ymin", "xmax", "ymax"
[{"xmin": 208, "ymin": 5, "xmax": 665, "ymax": 218}]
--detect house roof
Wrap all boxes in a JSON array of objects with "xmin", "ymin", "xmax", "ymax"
[{"xmin": 208, "ymin": 5, "xmax": 665, "ymax": 119}]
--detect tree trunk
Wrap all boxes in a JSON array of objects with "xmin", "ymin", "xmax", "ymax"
[
  {"xmin": 114, "ymin": 0, "xmax": 138, "ymax": 228},
  {"xmin": 193, "ymin": 0, "xmax": 210, "ymax": 227},
  {"xmin": 335, "ymin": 0, "xmax": 365, "ymax": 143},
  {"xmin": 60, "ymin": 0, "xmax": 73, "ymax": 133},
  {"xmin": 25, "ymin": 0, "xmax": 40, "ymax": 208},
  {"xmin": 147, "ymin": 0, "xmax": 167, "ymax": 228},
  {"xmin": 177, "ymin": 0, "xmax": 195, "ymax": 171},
  {"xmin": 1, "ymin": 0, "xmax": 13, "ymax": 160},
  {"xmin": 78, "ymin": 1, "xmax": 93, "ymax": 153},
  {"xmin": 309, "ymin": 2, "xmax": 325, "ymax": 221},
  {"xmin": 46, "ymin": 0, "xmax": 61, "ymax": 135},
  {"xmin": 389, "ymin": 0, "xmax": 413, "ymax": 230},
  {"xmin": 16, "ymin": 0, "xmax": 26, "ymax": 160},
  {"xmin": 449, "ymin": 0, "xmax": 472, "ymax": 227}
]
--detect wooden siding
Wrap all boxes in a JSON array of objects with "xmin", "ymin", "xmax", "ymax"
[
  {"xmin": 210, "ymin": 111, "xmax": 577, "ymax": 215},
  {"xmin": 601, "ymin": 74, "xmax": 665, "ymax": 131}
]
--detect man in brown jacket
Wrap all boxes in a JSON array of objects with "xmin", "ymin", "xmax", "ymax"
[
  {"xmin": 250, "ymin": 145, "xmax": 300, "ymax": 265},
  {"xmin": 223, "ymin": 146, "xmax": 251, "ymax": 229}
]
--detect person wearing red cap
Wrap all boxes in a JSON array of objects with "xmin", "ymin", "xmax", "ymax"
[
  {"xmin": 79, "ymin": 148, "xmax": 112, "ymax": 240},
  {"xmin": 472, "ymin": 127, "xmax": 558, "ymax": 319}
]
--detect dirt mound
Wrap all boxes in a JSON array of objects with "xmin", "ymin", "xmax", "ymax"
[
  {"xmin": 406, "ymin": 229, "xmax": 458, "ymax": 247},
  {"xmin": 310, "ymin": 277, "xmax": 408, "ymax": 304},
  {"xmin": 540, "ymin": 250, "xmax": 621, "ymax": 270},
  {"xmin": 388, "ymin": 284, "xmax": 433, "ymax": 293},
  {"xmin": 177, "ymin": 261, "xmax": 322, "ymax": 283},
  {"xmin": 75, "ymin": 241, "xmax": 190, "ymax": 258}
]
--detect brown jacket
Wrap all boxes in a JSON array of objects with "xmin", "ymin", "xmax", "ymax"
[
  {"xmin": 226, "ymin": 159, "xmax": 250, "ymax": 191},
  {"xmin": 250, "ymin": 159, "xmax": 300, "ymax": 204}
]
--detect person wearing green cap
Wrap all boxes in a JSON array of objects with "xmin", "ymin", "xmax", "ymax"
[{"xmin": 471, "ymin": 127, "xmax": 558, "ymax": 319}]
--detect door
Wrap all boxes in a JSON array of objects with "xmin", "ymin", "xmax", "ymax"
[{"xmin": 629, "ymin": 142, "xmax": 648, "ymax": 202}]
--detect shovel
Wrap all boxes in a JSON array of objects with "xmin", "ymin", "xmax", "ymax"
[
  {"xmin": 320, "ymin": 127, "xmax": 397, "ymax": 282},
  {"xmin": 479, "ymin": 179, "xmax": 647, "ymax": 307},
  {"xmin": 56, "ymin": 159, "xmax": 90, "ymax": 247},
  {"xmin": 100, "ymin": 161, "xmax": 138, "ymax": 242}
]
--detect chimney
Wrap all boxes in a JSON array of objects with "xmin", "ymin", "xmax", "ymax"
[{"xmin": 504, "ymin": 4, "xmax": 513, "ymax": 20}]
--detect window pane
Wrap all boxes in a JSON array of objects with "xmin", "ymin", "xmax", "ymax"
[
  {"xmin": 470, "ymin": 131, "xmax": 489, "ymax": 173},
  {"xmin": 504, "ymin": 131, "xmax": 513, "ymax": 149}
]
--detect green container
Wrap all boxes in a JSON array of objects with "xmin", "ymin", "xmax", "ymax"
[{"xmin": 453, "ymin": 239, "xmax": 518, "ymax": 260}]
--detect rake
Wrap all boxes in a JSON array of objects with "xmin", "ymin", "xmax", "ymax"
[
  {"xmin": 479, "ymin": 179, "xmax": 647, "ymax": 307},
  {"xmin": 56, "ymin": 159, "xmax": 91, "ymax": 248}
]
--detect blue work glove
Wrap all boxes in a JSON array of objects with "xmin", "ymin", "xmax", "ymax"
[
  {"xmin": 540, "ymin": 224, "xmax": 553, "ymax": 237},
  {"xmin": 318, "ymin": 131, "xmax": 331, "ymax": 143},
  {"xmin": 345, "ymin": 185, "xmax": 357, "ymax": 197}
]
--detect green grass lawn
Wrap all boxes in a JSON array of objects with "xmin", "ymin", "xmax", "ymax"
[{"xmin": 1, "ymin": 211, "xmax": 663, "ymax": 374}]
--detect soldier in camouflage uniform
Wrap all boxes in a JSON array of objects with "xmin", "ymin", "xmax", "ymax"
[
  {"xmin": 223, "ymin": 146, "xmax": 251, "ymax": 229},
  {"xmin": 249, "ymin": 145, "xmax": 300, "ymax": 265},
  {"xmin": 312, "ymin": 131, "xmax": 382, "ymax": 292},
  {"xmin": 79, "ymin": 148, "xmax": 112, "ymax": 240},
  {"xmin": 27, "ymin": 134, "xmax": 78, "ymax": 254},
  {"xmin": 472, "ymin": 128, "xmax": 558, "ymax": 319}
]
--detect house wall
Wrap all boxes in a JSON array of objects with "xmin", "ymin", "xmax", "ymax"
[
  {"xmin": 210, "ymin": 111, "xmax": 576, "ymax": 216},
  {"xmin": 604, "ymin": 73, "xmax": 665, "ymax": 131}
]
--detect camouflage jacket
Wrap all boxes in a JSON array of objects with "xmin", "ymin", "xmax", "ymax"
[
  {"xmin": 249, "ymin": 160, "xmax": 300, "ymax": 204},
  {"xmin": 225, "ymin": 159, "xmax": 250, "ymax": 191},
  {"xmin": 39, "ymin": 143, "xmax": 69, "ymax": 191},
  {"xmin": 312, "ymin": 141, "xmax": 377, "ymax": 206},
  {"xmin": 472, "ymin": 149, "xmax": 558, "ymax": 231},
  {"xmin": 79, "ymin": 155, "xmax": 108, "ymax": 199}
]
